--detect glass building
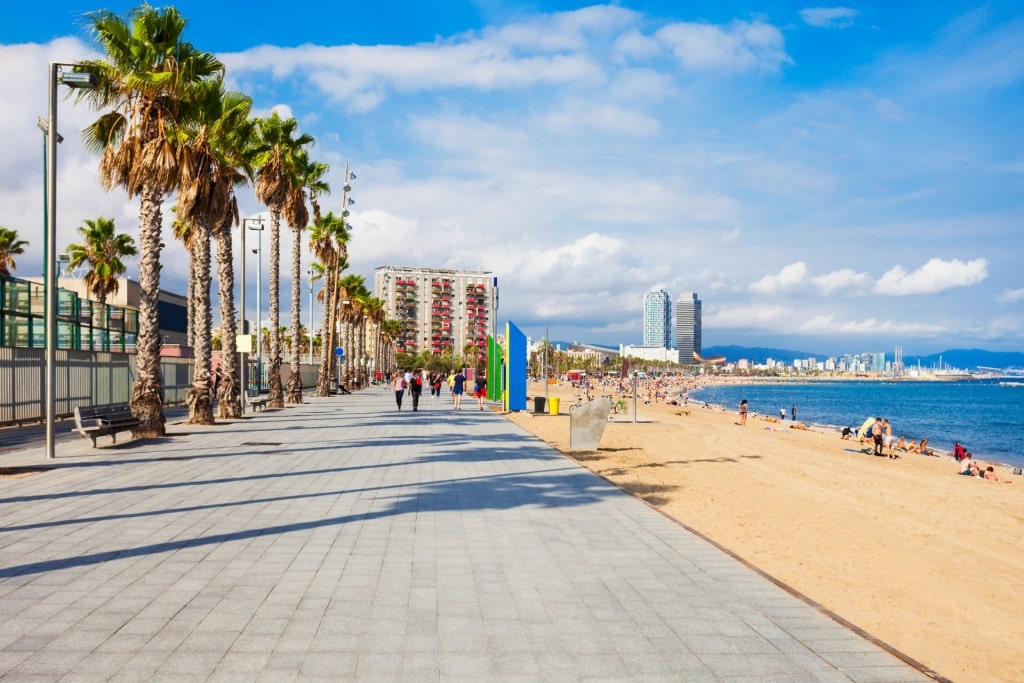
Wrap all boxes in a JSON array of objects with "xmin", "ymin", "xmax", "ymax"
[
  {"xmin": 676, "ymin": 292, "xmax": 702, "ymax": 363},
  {"xmin": 642, "ymin": 289, "xmax": 672, "ymax": 348}
]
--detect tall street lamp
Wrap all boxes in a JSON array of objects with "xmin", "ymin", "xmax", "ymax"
[
  {"xmin": 307, "ymin": 268, "xmax": 314, "ymax": 366},
  {"xmin": 45, "ymin": 62, "xmax": 97, "ymax": 460},
  {"xmin": 245, "ymin": 218, "xmax": 265, "ymax": 389}
]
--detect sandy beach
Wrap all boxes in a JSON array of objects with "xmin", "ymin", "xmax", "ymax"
[{"xmin": 505, "ymin": 380, "xmax": 1023, "ymax": 683}]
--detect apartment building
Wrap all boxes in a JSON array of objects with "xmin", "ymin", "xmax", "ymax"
[{"xmin": 374, "ymin": 266, "xmax": 495, "ymax": 359}]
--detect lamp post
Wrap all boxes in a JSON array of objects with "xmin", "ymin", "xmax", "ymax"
[
  {"xmin": 307, "ymin": 268, "xmax": 314, "ymax": 366},
  {"xmin": 44, "ymin": 62, "xmax": 96, "ymax": 460},
  {"xmin": 238, "ymin": 220, "xmax": 246, "ymax": 411},
  {"xmin": 244, "ymin": 218, "xmax": 265, "ymax": 390}
]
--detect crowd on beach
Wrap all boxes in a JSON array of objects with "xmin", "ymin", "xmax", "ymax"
[{"xmin": 549, "ymin": 371, "xmax": 1019, "ymax": 483}]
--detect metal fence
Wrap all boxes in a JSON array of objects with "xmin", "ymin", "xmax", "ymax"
[{"xmin": 0, "ymin": 347, "xmax": 321, "ymax": 426}]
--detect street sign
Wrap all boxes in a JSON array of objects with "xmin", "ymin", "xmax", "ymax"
[{"xmin": 334, "ymin": 347, "xmax": 345, "ymax": 356}]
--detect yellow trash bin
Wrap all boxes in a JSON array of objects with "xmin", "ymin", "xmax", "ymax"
[{"xmin": 548, "ymin": 396, "xmax": 560, "ymax": 415}]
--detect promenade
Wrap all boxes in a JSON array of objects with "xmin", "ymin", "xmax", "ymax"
[{"xmin": 0, "ymin": 388, "xmax": 936, "ymax": 682}]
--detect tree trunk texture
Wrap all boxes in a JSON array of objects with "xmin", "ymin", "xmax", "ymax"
[
  {"xmin": 267, "ymin": 207, "xmax": 285, "ymax": 407},
  {"xmin": 130, "ymin": 185, "xmax": 167, "ymax": 437},
  {"xmin": 286, "ymin": 223, "xmax": 304, "ymax": 404},
  {"xmin": 214, "ymin": 224, "xmax": 241, "ymax": 418},
  {"xmin": 315, "ymin": 257, "xmax": 337, "ymax": 397},
  {"xmin": 186, "ymin": 226, "xmax": 215, "ymax": 425}
]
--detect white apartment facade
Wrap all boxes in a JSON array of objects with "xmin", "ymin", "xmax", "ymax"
[{"xmin": 374, "ymin": 265, "xmax": 495, "ymax": 359}]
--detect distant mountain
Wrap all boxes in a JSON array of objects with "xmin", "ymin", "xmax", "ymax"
[{"xmin": 703, "ymin": 345, "xmax": 1024, "ymax": 371}]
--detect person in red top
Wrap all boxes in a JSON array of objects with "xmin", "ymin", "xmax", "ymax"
[
  {"xmin": 410, "ymin": 369, "xmax": 424, "ymax": 412},
  {"xmin": 474, "ymin": 374, "xmax": 487, "ymax": 411}
]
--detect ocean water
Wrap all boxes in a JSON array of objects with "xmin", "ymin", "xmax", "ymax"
[{"xmin": 690, "ymin": 379, "xmax": 1024, "ymax": 468}]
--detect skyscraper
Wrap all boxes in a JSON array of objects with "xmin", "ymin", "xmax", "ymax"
[
  {"xmin": 642, "ymin": 289, "xmax": 672, "ymax": 348},
  {"xmin": 676, "ymin": 292, "xmax": 702, "ymax": 363}
]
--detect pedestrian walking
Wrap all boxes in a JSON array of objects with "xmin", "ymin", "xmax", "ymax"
[
  {"xmin": 452, "ymin": 369, "xmax": 466, "ymax": 410},
  {"xmin": 474, "ymin": 374, "xmax": 487, "ymax": 410},
  {"xmin": 410, "ymin": 369, "xmax": 423, "ymax": 411},
  {"xmin": 392, "ymin": 371, "xmax": 406, "ymax": 411}
]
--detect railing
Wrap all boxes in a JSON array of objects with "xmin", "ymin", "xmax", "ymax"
[{"xmin": 0, "ymin": 347, "xmax": 322, "ymax": 427}]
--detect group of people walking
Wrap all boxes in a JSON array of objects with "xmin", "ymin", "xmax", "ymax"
[{"xmin": 390, "ymin": 369, "xmax": 488, "ymax": 412}]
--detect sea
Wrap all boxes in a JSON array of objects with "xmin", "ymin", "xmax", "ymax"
[{"xmin": 689, "ymin": 378, "xmax": 1024, "ymax": 468}]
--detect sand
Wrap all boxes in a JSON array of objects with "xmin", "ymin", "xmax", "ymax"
[{"xmin": 505, "ymin": 381, "xmax": 1024, "ymax": 682}]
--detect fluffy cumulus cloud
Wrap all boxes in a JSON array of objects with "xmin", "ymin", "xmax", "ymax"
[
  {"xmin": 873, "ymin": 258, "xmax": 988, "ymax": 296},
  {"xmin": 749, "ymin": 262, "xmax": 808, "ymax": 294},
  {"xmin": 799, "ymin": 7, "xmax": 860, "ymax": 29},
  {"xmin": 655, "ymin": 20, "xmax": 791, "ymax": 73}
]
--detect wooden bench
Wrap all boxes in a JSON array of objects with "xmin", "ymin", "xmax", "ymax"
[
  {"xmin": 245, "ymin": 389, "xmax": 269, "ymax": 411},
  {"xmin": 73, "ymin": 403, "xmax": 143, "ymax": 448}
]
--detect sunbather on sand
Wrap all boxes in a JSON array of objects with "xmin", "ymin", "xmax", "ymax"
[{"xmin": 983, "ymin": 466, "xmax": 1012, "ymax": 483}]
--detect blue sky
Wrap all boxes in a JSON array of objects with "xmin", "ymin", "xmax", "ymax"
[{"xmin": 2, "ymin": 1, "xmax": 1023, "ymax": 356}]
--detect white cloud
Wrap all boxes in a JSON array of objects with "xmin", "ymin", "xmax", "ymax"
[
  {"xmin": 612, "ymin": 28, "xmax": 662, "ymax": 63},
  {"xmin": 799, "ymin": 7, "xmax": 860, "ymax": 29},
  {"xmin": 655, "ymin": 20, "xmax": 791, "ymax": 73},
  {"xmin": 799, "ymin": 315, "xmax": 948, "ymax": 336},
  {"xmin": 997, "ymin": 287, "xmax": 1024, "ymax": 304},
  {"xmin": 810, "ymin": 268, "xmax": 871, "ymax": 295},
  {"xmin": 749, "ymin": 262, "xmax": 808, "ymax": 294},
  {"xmin": 873, "ymin": 258, "xmax": 988, "ymax": 295}
]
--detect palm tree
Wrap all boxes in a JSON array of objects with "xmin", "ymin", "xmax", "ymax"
[
  {"xmin": 64, "ymin": 216, "xmax": 136, "ymax": 347},
  {"xmin": 336, "ymin": 275, "xmax": 367, "ymax": 388},
  {"xmin": 211, "ymin": 117, "xmax": 259, "ymax": 419},
  {"xmin": 253, "ymin": 113, "xmax": 314, "ymax": 408},
  {"xmin": 308, "ymin": 212, "xmax": 349, "ymax": 396},
  {"xmin": 0, "ymin": 227, "xmax": 30, "ymax": 279},
  {"xmin": 284, "ymin": 152, "xmax": 329, "ymax": 404},
  {"xmin": 174, "ymin": 84, "xmax": 256, "ymax": 423},
  {"xmin": 381, "ymin": 318, "xmax": 403, "ymax": 376},
  {"xmin": 76, "ymin": 5, "xmax": 224, "ymax": 437}
]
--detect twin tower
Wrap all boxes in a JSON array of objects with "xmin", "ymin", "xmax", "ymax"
[{"xmin": 643, "ymin": 290, "xmax": 702, "ymax": 362}]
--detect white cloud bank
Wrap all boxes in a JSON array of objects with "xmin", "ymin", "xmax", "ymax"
[{"xmin": 874, "ymin": 258, "xmax": 988, "ymax": 295}]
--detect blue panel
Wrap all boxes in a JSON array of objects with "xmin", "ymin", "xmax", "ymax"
[{"xmin": 505, "ymin": 321, "xmax": 526, "ymax": 411}]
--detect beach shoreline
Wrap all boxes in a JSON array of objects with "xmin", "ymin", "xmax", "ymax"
[{"xmin": 505, "ymin": 379, "xmax": 1023, "ymax": 682}]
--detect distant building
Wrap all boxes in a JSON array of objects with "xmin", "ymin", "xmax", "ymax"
[
  {"xmin": 619, "ymin": 344, "xmax": 679, "ymax": 364},
  {"xmin": 642, "ymin": 289, "xmax": 672, "ymax": 348},
  {"xmin": 374, "ymin": 265, "xmax": 495, "ymax": 359},
  {"xmin": 26, "ymin": 276, "xmax": 187, "ymax": 347},
  {"xmin": 675, "ymin": 292, "xmax": 702, "ymax": 363}
]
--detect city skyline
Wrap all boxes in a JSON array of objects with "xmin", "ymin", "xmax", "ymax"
[{"xmin": 2, "ymin": 2, "xmax": 1023, "ymax": 355}]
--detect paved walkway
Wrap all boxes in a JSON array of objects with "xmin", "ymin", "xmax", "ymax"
[{"xmin": 0, "ymin": 389, "xmax": 939, "ymax": 682}]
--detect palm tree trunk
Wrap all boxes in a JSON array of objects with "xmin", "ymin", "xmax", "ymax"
[
  {"xmin": 316, "ymin": 258, "xmax": 337, "ymax": 396},
  {"xmin": 268, "ymin": 207, "xmax": 284, "ymax": 407},
  {"xmin": 286, "ymin": 223, "xmax": 303, "ymax": 404},
  {"xmin": 214, "ymin": 222, "xmax": 241, "ymax": 418},
  {"xmin": 185, "ymin": 225, "xmax": 215, "ymax": 424},
  {"xmin": 130, "ymin": 185, "xmax": 167, "ymax": 437}
]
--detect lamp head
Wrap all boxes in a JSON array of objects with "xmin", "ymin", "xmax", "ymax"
[{"xmin": 60, "ymin": 71, "xmax": 98, "ymax": 89}]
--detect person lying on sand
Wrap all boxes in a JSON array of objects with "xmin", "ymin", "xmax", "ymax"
[
  {"xmin": 763, "ymin": 416, "xmax": 780, "ymax": 423},
  {"xmin": 983, "ymin": 466, "xmax": 1013, "ymax": 483},
  {"xmin": 790, "ymin": 423, "xmax": 812, "ymax": 431},
  {"xmin": 906, "ymin": 440, "xmax": 920, "ymax": 454}
]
